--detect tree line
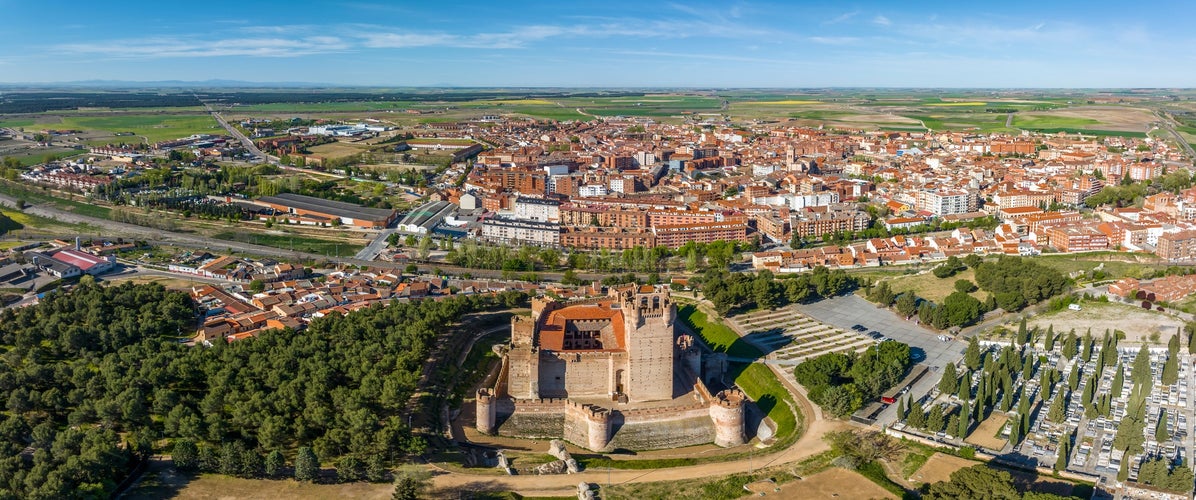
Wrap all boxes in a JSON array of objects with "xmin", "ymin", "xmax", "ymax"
[
  {"xmin": 0, "ymin": 281, "xmax": 527, "ymax": 498},
  {"xmin": 699, "ymin": 267, "xmax": 856, "ymax": 316}
]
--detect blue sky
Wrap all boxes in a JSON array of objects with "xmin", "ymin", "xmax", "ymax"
[{"xmin": 1, "ymin": 0, "xmax": 1193, "ymax": 87}]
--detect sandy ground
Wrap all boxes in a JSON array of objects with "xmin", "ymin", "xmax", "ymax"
[
  {"xmin": 740, "ymin": 467, "xmax": 897, "ymax": 500},
  {"xmin": 1022, "ymin": 106, "xmax": 1157, "ymax": 131},
  {"xmin": 909, "ymin": 452, "xmax": 978, "ymax": 485},
  {"xmin": 1027, "ymin": 301, "xmax": 1183, "ymax": 344},
  {"xmin": 965, "ymin": 415, "xmax": 1009, "ymax": 451}
]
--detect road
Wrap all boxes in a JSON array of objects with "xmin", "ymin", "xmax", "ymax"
[
  {"xmin": 355, "ymin": 227, "xmax": 397, "ymax": 261},
  {"xmin": 1156, "ymin": 111, "xmax": 1196, "ymax": 159},
  {"xmin": 793, "ymin": 294, "xmax": 960, "ymax": 426}
]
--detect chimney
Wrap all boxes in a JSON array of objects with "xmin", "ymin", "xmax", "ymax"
[{"xmin": 75, "ymin": 237, "xmax": 81, "ymax": 251}]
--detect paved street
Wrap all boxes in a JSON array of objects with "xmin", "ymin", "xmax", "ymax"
[{"xmin": 794, "ymin": 294, "xmax": 965, "ymax": 425}]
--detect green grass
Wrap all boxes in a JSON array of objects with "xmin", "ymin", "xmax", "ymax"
[
  {"xmin": 1012, "ymin": 115, "xmax": 1101, "ymax": 128},
  {"xmin": 678, "ymin": 303, "xmax": 801, "ymax": 443},
  {"xmin": 2, "ymin": 115, "xmax": 222, "ymax": 143},
  {"xmin": 1018, "ymin": 127, "xmax": 1147, "ymax": 138},
  {"xmin": 858, "ymin": 461, "xmax": 909, "ymax": 498},
  {"xmin": 211, "ymin": 230, "xmax": 363, "ymax": 256},
  {"xmin": 0, "ymin": 182, "xmax": 111, "ymax": 219}
]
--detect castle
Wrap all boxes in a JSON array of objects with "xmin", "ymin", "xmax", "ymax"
[{"xmin": 474, "ymin": 285, "xmax": 749, "ymax": 452}]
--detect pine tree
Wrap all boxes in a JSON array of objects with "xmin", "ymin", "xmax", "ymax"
[
  {"xmin": 965, "ymin": 337, "xmax": 981, "ymax": 371},
  {"xmin": 294, "ymin": 447, "xmax": 320, "ymax": 482},
  {"xmin": 265, "ymin": 450, "xmax": 285, "ymax": 478},
  {"xmin": 1112, "ymin": 363, "xmax": 1125, "ymax": 399},
  {"xmin": 939, "ymin": 363, "xmax": 959, "ymax": 396},
  {"xmin": 1045, "ymin": 324, "xmax": 1056, "ymax": 351},
  {"xmin": 1156, "ymin": 410, "xmax": 1170, "ymax": 443}
]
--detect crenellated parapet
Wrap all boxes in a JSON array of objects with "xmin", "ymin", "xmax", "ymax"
[{"xmin": 708, "ymin": 388, "xmax": 747, "ymax": 447}]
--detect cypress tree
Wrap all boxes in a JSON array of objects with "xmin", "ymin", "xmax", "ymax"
[
  {"xmin": 908, "ymin": 400, "xmax": 926, "ymax": 429},
  {"xmin": 1156, "ymin": 410, "xmax": 1170, "ymax": 443},
  {"xmin": 1081, "ymin": 329, "xmax": 1094, "ymax": 363},
  {"xmin": 1118, "ymin": 454, "xmax": 1130, "ymax": 482},
  {"xmin": 1009, "ymin": 417, "xmax": 1021, "ymax": 445},
  {"xmin": 959, "ymin": 370, "xmax": 972, "ymax": 401},
  {"xmin": 1168, "ymin": 332, "xmax": 1180, "ymax": 357},
  {"xmin": 1063, "ymin": 330, "xmax": 1078, "ymax": 359},
  {"xmin": 927, "ymin": 405, "xmax": 945, "ymax": 433},
  {"xmin": 947, "ymin": 414, "xmax": 961, "ymax": 438},
  {"xmin": 1055, "ymin": 430, "xmax": 1071, "ymax": 471},
  {"xmin": 1132, "ymin": 344, "xmax": 1151, "ymax": 385},
  {"xmin": 897, "ymin": 396, "xmax": 906, "ymax": 421},
  {"xmin": 1045, "ymin": 324, "xmax": 1056, "ymax": 351},
  {"xmin": 1068, "ymin": 364, "xmax": 1081, "ymax": 392},
  {"xmin": 1021, "ymin": 353, "xmax": 1034, "ymax": 381},
  {"xmin": 939, "ymin": 363, "xmax": 959, "ymax": 396},
  {"xmin": 965, "ymin": 337, "xmax": 981, "ymax": 371},
  {"xmin": 1018, "ymin": 318, "xmax": 1028, "ymax": 345},
  {"xmin": 1049, "ymin": 392, "xmax": 1068, "ymax": 423},
  {"xmin": 1112, "ymin": 363, "xmax": 1125, "ymax": 399},
  {"xmin": 1162, "ymin": 353, "xmax": 1178, "ymax": 386}
]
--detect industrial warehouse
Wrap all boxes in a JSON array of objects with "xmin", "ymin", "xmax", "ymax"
[{"xmin": 253, "ymin": 193, "xmax": 398, "ymax": 229}]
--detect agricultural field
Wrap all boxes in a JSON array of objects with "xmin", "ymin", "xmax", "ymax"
[
  {"xmin": 1013, "ymin": 106, "xmax": 1156, "ymax": 134},
  {"xmin": 125, "ymin": 463, "xmax": 396, "ymax": 500},
  {"xmin": 0, "ymin": 114, "xmax": 222, "ymax": 143},
  {"xmin": 908, "ymin": 452, "xmax": 979, "ymax": 485}
]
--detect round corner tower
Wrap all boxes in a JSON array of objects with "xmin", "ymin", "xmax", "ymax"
[
  {"xmin": 709, "ymin": 388, "xmax": 747, "ymax": 447},
  {"xmin": 476, "ymin": 388, "xmax": 497, "ymax": 435},
  {"xmin": 586, "ymin": 405, "xmax": 613, "ymax": 452}
]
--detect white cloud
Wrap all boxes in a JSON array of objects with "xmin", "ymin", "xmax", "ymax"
[
  {"xmin": 873, "ymin": 15, "xmax": 891, "ymax": 26},
  {"xmin": 56, "ymin": 36, "xmax": 353, "ymax": 58},
  {"xmin": 824, "ymin": 10, "xmax": 859, "ymax": 25},
  {"xmin": 809, "ymin": 36, "xmax": 860, "ymax": 45}
]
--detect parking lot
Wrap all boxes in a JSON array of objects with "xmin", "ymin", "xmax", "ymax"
[{"xmin": 794, "ymin": 294, "xmax": 963, "ymax": 425}]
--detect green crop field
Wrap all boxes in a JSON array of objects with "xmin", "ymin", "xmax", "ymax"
[{"xmin": 1, "ymin": 114, "xmax": 222, "ymax": 143}]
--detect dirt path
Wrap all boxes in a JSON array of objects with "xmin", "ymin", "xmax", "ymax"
[{"xmin": 429, "ymin": 417, "xmax": 846, "ymax": 497}]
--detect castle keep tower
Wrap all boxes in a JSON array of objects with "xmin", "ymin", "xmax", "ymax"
[
  {"xmin": 709, "ymin": 389, "xmax": 747, "ymax": 447},
  {"xmin": 621, "ymin": 286, "xmax": 676, "ymax": 402}
]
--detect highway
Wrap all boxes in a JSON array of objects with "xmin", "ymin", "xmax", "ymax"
[{"xmin": 1156, "ymin": 111, "xmax": 1196, "ymax": 159}]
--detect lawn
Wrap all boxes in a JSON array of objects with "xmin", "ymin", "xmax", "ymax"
[
  {"xmin": 0, "ymin": 182, "xmax": 112, "ymax": 219},
  {"xmin": 678, "ymin": 304, "xmax": 802, "ymax": 444},
  {"xmin": 1031, "ymin": 251, "xmax": 1166, "ymax": 280}
]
